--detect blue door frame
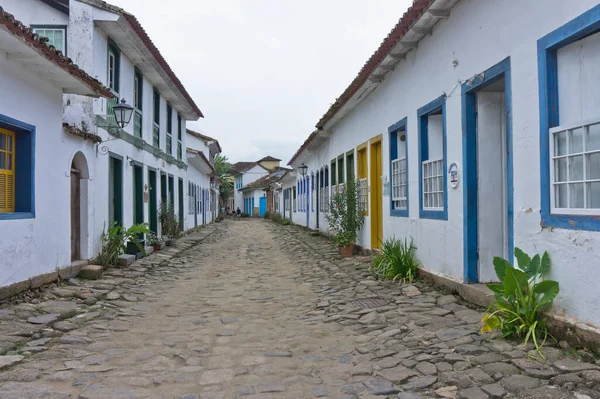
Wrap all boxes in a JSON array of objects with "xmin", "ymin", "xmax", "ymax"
[{"xmin": 462, "ymin": 57, "xmax": 514, "ymax": 283}]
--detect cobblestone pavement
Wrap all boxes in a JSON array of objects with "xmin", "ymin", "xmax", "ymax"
[{"xmin": 1, "ymin": 219, "xmax": 600, "ymax": 399}]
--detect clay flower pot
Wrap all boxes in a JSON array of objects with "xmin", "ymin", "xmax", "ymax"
[{"xmin": 338, "ymin": 243, "xmax": 354, "ymax": 257}]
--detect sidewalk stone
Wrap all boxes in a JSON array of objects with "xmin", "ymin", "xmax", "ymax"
[{"xmin": 79, "ymin": 265, "xmax": 103, "ymax": 280}]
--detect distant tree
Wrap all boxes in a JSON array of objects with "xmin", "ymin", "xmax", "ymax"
[{"xmin": 214, "ymin": 154, "xmax": 233, "ymax": 203}]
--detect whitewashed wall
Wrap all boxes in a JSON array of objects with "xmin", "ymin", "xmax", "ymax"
[
  {"xmin": 234, "ymin": 164, "xmax": 269, "ymax": 212},
  {"xmin": 4, "ymin": 0, "xmax": 193, "ymax": 264},
  {"xmin": 0, "ymin": 52, "xmax": 79, "ymax": 286},
  {"xmin": 295, "ymin": 0, "xmax": 600, "ymax": 327}
]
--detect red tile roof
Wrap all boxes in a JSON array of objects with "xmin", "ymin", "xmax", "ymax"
[
  {"xmin": 288, "ymin": 0, "xmax": 434, "ymax": 165},
  {"xmin": 80, "ymin": 0, "xmax": 203, "ymax": 118},
  {"xmin": 0, "ymin": 6, "xmax": 113, "ymax": 98},
  {"xmin": 258, "ymin": 155, "xmax": 282, "ymax": 162}
]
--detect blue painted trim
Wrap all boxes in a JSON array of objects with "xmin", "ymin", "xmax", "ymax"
[
  {"xmin": 461, "ymin": 57, "xmax": 513, "ymax": 283},
  {"xmin": 388, "ymin": 117, "xmax": 409, "ymax": 217},
  {"xmin": 538, "ymin": 4, "xmax": 600, "ymax": 231},
  {"xmin": 417, "ymin": 95, "xmax": 448, "ymax": 220},
  {"xmin": 0, "ymin": 113, "xmax": 36, "ymax": 219}
]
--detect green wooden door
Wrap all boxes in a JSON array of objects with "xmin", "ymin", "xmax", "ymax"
[
  {"xmin": 160, "ymin": 173, "xmax": 167, "ymax": 204},
  {"xmin": 111, "ymin": 157, "xmax": 123, "ymax": 226},
  {"xmin": 148, "ymin": 169, "xmax": 158, "ymax": 233},
  {"xmin": 133, "ymin": 165, "xmax": 144, "ymax": 225},
  {"xmin": 178, "ymin": 178, "xmax": 184, "ymax": 231}
]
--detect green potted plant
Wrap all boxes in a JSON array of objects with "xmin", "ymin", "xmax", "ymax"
[
  {"xmin": 326, "ymin": 179, "xmax": 365, "ymax": 257},
  {"xmin": 158, "ymin": 200, "xmax": 180, "ymax": 244},
  {"xmin": 146, "ymin": 233, "xmax": 163, "ymax": 252}
]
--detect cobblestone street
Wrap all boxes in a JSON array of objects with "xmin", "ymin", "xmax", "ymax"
[{"xmin": 0, "ymin": 219, "xmax": 599, "ymax": 398}]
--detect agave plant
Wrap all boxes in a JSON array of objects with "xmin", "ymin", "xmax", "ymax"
[{"xmin": 481, "ymin": 248, "xmax": 559, "ymax": 353}]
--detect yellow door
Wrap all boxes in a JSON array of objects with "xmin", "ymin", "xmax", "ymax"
[{"xmin": 370, "ymin": 136, "xmax": 383, "ymax": 248}]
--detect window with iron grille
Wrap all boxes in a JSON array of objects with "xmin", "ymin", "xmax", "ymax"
[
  {"xmin": 389, "ymin": 118, "xmax": 408, "ymax": 215},
  {"xmin": 358, "ymin": 178, "xmax": 368, "ymax": 213},
  {"xmin": 153, "ymin": 88, "xmax": 160, "ymax": 147},
  {"xmin": 418, "ymin": 95, "xmax": 447, "ymax": 219}
]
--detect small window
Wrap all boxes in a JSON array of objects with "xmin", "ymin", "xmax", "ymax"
[
  {"xmin": 107, "ymin": 39, "xmax": 120, "ymax": 94},
  {"xmin": 32, "ymin": 26, "xmax": 66, "ymax": 54},
  {"xmin": 390, "ymin": 118, "xmax": 408, "ymax": 216},
  {"xmin": 177, "ymin": 114, "xmax": 183, "ymax": 160},
  {"xmin": 133, "ymin": 69, "xmax": 143, "ymax": 138},
  {"xmin": 418, "ymin": 96, "xmax": 447, "ymax": 219},
  {"xmin": 0, "ymin": 119, "xmax": 35, "ymax": 219},
  {"xmin": 152, "ymin": 89, "xmax": 160, "ymax": 147},
  {"xmin": 166, "ymin": 103, "xmax": 173, "ymax": 154},
  {"xmin": 324, "ymin": 166, "xmax": 329, "ymax": 212}
]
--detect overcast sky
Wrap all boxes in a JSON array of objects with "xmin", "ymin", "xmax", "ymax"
[{"xmin": 109, "ymin": 0, "xmax": 412, "ymax": 163}]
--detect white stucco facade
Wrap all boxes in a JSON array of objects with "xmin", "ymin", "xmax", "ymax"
[
  {"xmin": 233, "ymin": 164, "xmax": 269, "ymax": 212},
  {"xmin": 289, "ymin": 0, "xmax": 600, "ymax": 329},
  {"xmin": 1, "ymin": 0, "xmax": 206, "ymax": 291}
]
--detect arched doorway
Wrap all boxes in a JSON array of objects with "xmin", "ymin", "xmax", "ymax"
[{"xmin": 71, "ymin": 152, "xmax": 89, "ymax": 261}]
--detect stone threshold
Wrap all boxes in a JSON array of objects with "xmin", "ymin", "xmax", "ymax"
[{"xmin": 418, "ymin": 268, "xmax": 600, "ymax": 351}]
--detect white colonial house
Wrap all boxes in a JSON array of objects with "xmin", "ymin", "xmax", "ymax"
[
  {"xmin": 185, "ymin": 129, "xmax": 221, "ymax": 227},
  {"xmin": 0, "ymin": 4, "xmax": 112, "ymax": 296},
  {"xmin": 0, "ymin": 0, "xmax": 221, "ymax": 298},
  {"xmin": 232, "ymin": 156, "xmax": 281, "ymax": 215},
  {"xmin": 287, "ymin": 0, "xmax": 600, "ymax": 333}
]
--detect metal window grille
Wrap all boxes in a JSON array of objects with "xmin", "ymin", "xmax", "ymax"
[
  {"xmin": 391, "ymin": 157, "xmax": 407, "ymax": 209},
  {"xmin": 422, "ymin": 158, "xmax": 444, "ymax": 210}
]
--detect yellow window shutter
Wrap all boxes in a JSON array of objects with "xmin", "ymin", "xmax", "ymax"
[{"xmin": 0, "ymin": 128, "xmax": 15, "ymax": 213}]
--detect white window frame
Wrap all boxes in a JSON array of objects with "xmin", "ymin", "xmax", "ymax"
[
  {"xmin": 33, "ymin": 27, "xmax": 66, "ymax": 53},
  {"xmin": 422, "ymin": 158, "xmax": 444, "ymax": 211},
  {"xmin": 108, "ymin": 50, "xmax": 116, "ymax": 92},
  {"xmin": 549, "ymin": 116, "xmax": 600, "ymax": 215},
  {"xmin": 392, "ymin": 157, "xmax": 407, "ymax": 210}
]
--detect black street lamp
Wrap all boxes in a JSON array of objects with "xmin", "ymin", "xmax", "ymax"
[
  {"xmin": 298, "ymin": 163, "xmax": 308, "ymax": 178},
  {"xmin": 113, "ymin": 98, "xmax": 134, "ymax": 128}
]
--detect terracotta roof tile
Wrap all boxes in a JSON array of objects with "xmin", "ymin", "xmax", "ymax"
[
  {"xmin": 258, "ymin": 155, "xmax": 281, "ymax": 162},
  {"xmin": 0, "ymin": 6, "xmax": 113, "ymax": 98},
  {"xmin": 240, "ymin": 168, "xmax": 289, "ymax": 191}
]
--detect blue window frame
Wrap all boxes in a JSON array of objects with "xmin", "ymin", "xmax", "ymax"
[
  {"xmin": 538, "ymin": 4, "xmax": 600, "ymax": 231},
  {"xmin": 0, "ymin": 114, "xmax": 35, "ymax": 220},
  {"xmin": 389, "ymin": 117, "xmax": 409, "ymax": 217},
  {"xmin": 418, "ymin": 95, "xmax": 447, "ymax": 220}
]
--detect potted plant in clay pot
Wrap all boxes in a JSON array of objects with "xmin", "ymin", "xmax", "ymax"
[
  {"xmin": 146, "ymin": 233, "xmax": 163, "ymax": 252},
  {"xmin": 326, "ymin": 179, "xmax": 365, "ymax": 257}
]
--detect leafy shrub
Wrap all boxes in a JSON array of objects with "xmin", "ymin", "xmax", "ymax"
[
  {"xmin": 369, "ymin": 237, "xmax": 418, "ymax": 284},
  {"xmin": 97, "ymin": 223, "xmax": 151, "ymax": 267},
  {"xmin": 271, "ymin": 212, "xmax": 283, "ymax": 224},
  {"xmin": 158, "ymin": 201, "xmax": 180, "ymax": 238},
  {"xmin": 241, "ymin": 213, "xmax": 250, "ymax": 218},
  {"xmin": 326, "ymin": 180, "xmax": 365, "ymax": 248},
  {"xmin": 481, "ymin": 248, "xmax": 559, "ymax": 352},
  {"xmin": 282, "ymin": 219, "xmax": 290, "ymax": 226},
  {"xmin": 264, "ymin": 211, "xmax": 270, "ymax": 219}
]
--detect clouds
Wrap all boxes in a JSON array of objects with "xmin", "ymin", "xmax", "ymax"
[{"xmin": 108, "ymin": 0, "xmax": 412, "ymax": 163}]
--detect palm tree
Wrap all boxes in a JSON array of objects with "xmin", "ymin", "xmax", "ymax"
[{"xmin": 214, "ymin": 154, "xmax": 233, "ymax": 204}]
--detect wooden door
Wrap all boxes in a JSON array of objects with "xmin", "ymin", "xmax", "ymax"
[
  {"xmin": 370, "ymin": 138, "xmax": 383, "ymax": 249},
  {"xmin": 71, "ymin": 166, "xmax": 81, "ymax": 261}
]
